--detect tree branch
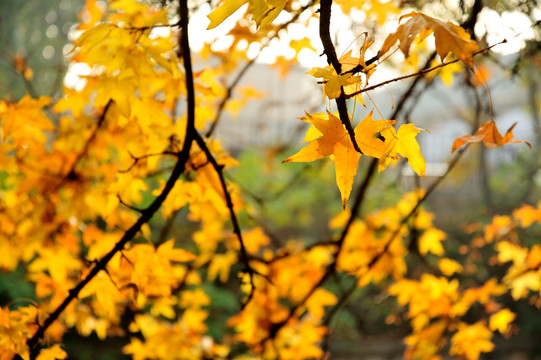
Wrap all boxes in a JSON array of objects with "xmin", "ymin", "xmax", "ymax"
[
  {"xmin": 26, "ymin": 0, "xmax": 198, "ymax": 351},
  {"xmin": 319, "ymin": 0, "xmax": 362, "ymax": 154},
  {"xmin": 345, "ymin": 40, "xmax": 506, "ymax": 99},
  {"xmin": 193, "ymin": 131, "xmax": 256, "ymax": 307}
]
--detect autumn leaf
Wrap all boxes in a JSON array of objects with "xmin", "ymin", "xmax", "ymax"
[
  {"xmin": 452, "ymin": 120, "xmax": 531, "ymax": 153},
  {"xmin": 207, "ymin": 0, "xmax": 247, "ymax": 30},
  {"xmin": 355, "ymin": 111, "xmax": 395, "ymax": 158},
  {"xmin": 36, "ymin": 345, "xmax": 68, "ymax": 360},
  {"xmin": 419, "ymin": 228, "xmax": 446, "ymax": 256},
  {"xmin": 513, "ymin": 203, "xmax": 541, "ymax": 228},
  {"xmin": 283, "ymin": 111, "xmax": 391, "ymax": 208},
  {"xmin": 439, "ymin": 258, "xmax": 463, "ymax": 276},
  {"xmin": 450, "ymin": 322, "xmax": 494, "ymax": 360},
  {"xmin": 156, "ymin": 239, "xmax": 196, "ymax": 262},
  {"xmin": 379, "ymin": 123, "xmax": 427, "ymax": 177},
  {"xmin": 306, "ymin": 66, "xmax": 361, "ymax": 99},
  {"xmin": 251, "ymin": 0, "xmax": 287, "ymax": 28},
  {"xmin": 208, "ymin": 251, "xmax": 238, "ymax": 282},
  {"xmin": 207, "ymin": 0, "xmax": 286, "ymax": 29},
  {"xmin": 506, "ymin": 271, "xmax": 541, "ymax": 300},
  {"xmin": 378, "ymin": 11, "xmax": 480, "ymax": 66},
  {"xmin": 305, "ymin": 288, "xmax": 338, "ymax": 319},
  {"xmin": 489, "ymin": 309, "xmax": 515, "ymax": 334}
]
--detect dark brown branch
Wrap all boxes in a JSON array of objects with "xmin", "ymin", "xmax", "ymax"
[
  {"xmin": 319, "ymin": 0, "xmax": 362, "ymax": 154},
  {"xmin": 264, "ymin": 158, "xmax": 379, "ymax": 342},
  {"xmin": 27, "ymin": 147, "xmax": 194, "ymax": 350},
  {"xmin": 193, "ymin": 131, "xmax": 256, "ymax": 307},
  {"xmin": 26, "ymin": 0, "xmax": 197, "ymax": 351}
]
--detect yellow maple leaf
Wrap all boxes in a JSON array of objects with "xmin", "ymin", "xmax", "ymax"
[
  {"xmin": 306, "ymin": 66, "xmax": 361, "ymax": 99},
  {"xmin": 180, "ymin": 289, "xmax": 211, "ymax": 309},
  {"xmin": 156, "ymin": 239, "xmax": 196, "ymax": 263},
  {"xmin": 507, "ymin": 271, "xmax": 541, "ymax": 300},
  {"xmin": 36, "ymin": 345, "xmax": 68, "ymax": 360},
  {"xmin": 438, "ymin": 258, "xmax": 463, "ymax": 276},
  {"xmin": 28, "ymin": 247, "xmax": 82, "ymax": 283},
  {"xmin": 496, "ymin": 241, "xmax": 526, "ymax": 266},
  {"xmin": 355, "ymin": 111, "xmax": 395, "ymax": 158},
  {"xmin": 0, "ymin": 94, "xmax": 52, "ymax": 142},
  {"xmin": 207, "ymin": 0, "xmax": 286, "ymax": 30},
  {"xmin": 419, "ymin": 228, "xmax": 446, "ymax": 256},
  {"xmin": 207, "ymin": 0, "xmax": 248, "ymax": 30},
  {"xmin": 305, "ymin": 288, "xmax": 338, "ymax": 319},
  {"xmin": 284, "ymin": 111, "xmax": 390, "ymax": 208},
  {"xmin": 379, "ymin": 123, "xmax": 427, "ymax": 177},
  {"xmin": 283, "ymin": 112, "xmax": 358, "ymax": 208},
  {"xmin": 251, "ymin": 0, "xmax": 287, "ymax": 28},
  {"xmin": 489, "ymin": 309, "xmax": 515, "ymax": 334},
  {"xmin": 426, "ymin": 58, "xmax": 463, "ymax": 86},
  {"xmin": 243, "ymin": 227, "xmax": 270, "ymax": 254},
  {"xmin": 208, "ymin": 251, "xmax": 238, "ymax": 282},
  {"xmin": 450, "ymin": 322, "xmax": 494, "ymax": 360},
  {"xmin": 379, "ymin": 11, "xmax": 480, "ymax": 66}
]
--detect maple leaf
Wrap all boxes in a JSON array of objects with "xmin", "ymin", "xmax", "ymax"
[
  {"xmin": 507, "ymin": 271, "xmax": 541, "ymax": 300},
  {"xmin": 438, "ymin": 258, "xmax": 463, "ymax": 276},
  {"xmin": 207, "ymin": 0, "xmax": 286, "ymax": 29},
  {"xmin": 379, "ymin": 123, "xmax": 427, "ymax": 177},
  {"xmin": 450, "ymin": 322, "xmax": 494, "ymax": 360},
  {"xmin": 36, "ymin": 344, "xmax": 68, "ymax": 360},
  {"xmin": 156, "ymin": 239, "xmax": 196, "ymax": 262},
  {"xmin": 513, "ymin": 203, "xmax": 541, "ymax": 228},
  {"xmin": 207, "ymin": 0, "xmax": 247, "ymax": 29},
  {"xmin": 306, "ymin": 66, "xmax": 361, "ymax": 99},
  {"xmin": 252, "ymin": 0, "xmax": 288, "ymax": 28},
  {"xmin": 489, "ymin": 309, "xmax": 515, "ymax": 334},
  {"xmin": 452, "ymin": 120, "xmax": 531, "ymax": 153},
  {"xmin": 418, "ymin": 228, "xmax": 446, "ymax": 256},
  {"xmin": 208, "ymin": 251, "xmax": 238, "ymax": 282},
  {"xmin": 283, "ymin": 111, "xmax": 391, "ymax": 208},
  {"xmin": 378, "ymin": 11, "xmax": 480, "ymax": 66},
  {"xmin": 305, "ymin": 288, "xmax": 337, "ymax": 319}
]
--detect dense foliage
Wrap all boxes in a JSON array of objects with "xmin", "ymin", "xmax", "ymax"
[{"xmin": 1, "ymin": 0, "xmax": 540, "ymax": 359}]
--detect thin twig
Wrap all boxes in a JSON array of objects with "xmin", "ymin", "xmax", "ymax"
[
  {"xmin": 193, "ymin": 131, "xmax": 256, "ymax": 307},
  {"xmin": 345, "ymin": 40, "xmax": 506, "ymax": 99},
  {"xmin": 118, "ymin": 150, "xmax": 178, "ymax": 173}
]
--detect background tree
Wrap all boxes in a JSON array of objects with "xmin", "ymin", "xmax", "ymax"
[{"xmin": 0, "ymin": 0, "xmax": 540, "ymax": 359}]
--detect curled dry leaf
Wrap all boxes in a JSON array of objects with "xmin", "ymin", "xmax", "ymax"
[
  {"xmin": 451, "ymin": 120, "xmax": 531, "ymax": 154},
  {"xmin": 378, "ymin": 11, "xmax": 480, "ymax": 67}
]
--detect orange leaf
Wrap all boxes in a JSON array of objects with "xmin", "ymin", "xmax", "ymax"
[
  {"xmin": 451, "ymin": 120, "xmax": 531, "ymax": 154},
  {"xmin": 378, "ymin": 11, "xmax": 480, "ymax": 66}
]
